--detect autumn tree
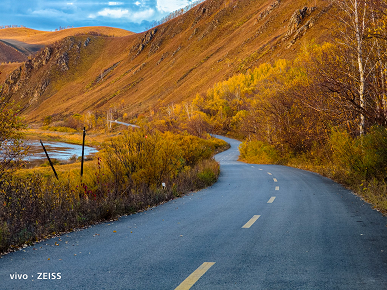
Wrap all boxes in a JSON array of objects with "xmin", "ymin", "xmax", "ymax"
[
  {"xmin": 102, "ymin": 129, "xmax": 185, "ymax": 190},
  {"xmin": 0, "ymin": 98, "xmax": 27, "ymax": 178},
  {"xmin": 321, "ymin": 0, "xmax": 387, "ymax": 134}
]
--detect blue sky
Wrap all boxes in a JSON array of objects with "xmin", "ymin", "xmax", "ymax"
[{"xmin": 0, "ymin": 0, "xmax": 197, "ymax": 33}]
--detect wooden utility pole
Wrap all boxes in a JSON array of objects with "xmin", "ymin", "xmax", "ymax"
[
  {"xmin": 40, "ymin": 140, "xmax": 59, "ymax": 180},
  {"xmin": 81, "ymin": 127, "xmax": 86, "ymax": 177}
]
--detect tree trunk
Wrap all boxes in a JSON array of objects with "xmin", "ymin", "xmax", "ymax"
[{"xmin": 354, "ymin": 0, "xmax": 366, "ymax": 135}]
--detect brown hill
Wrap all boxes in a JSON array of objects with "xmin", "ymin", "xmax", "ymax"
[
  {"xmin": 0, "ymin": 26, "xmax": 133, "ymax": 64},
  {"xmin": 0, "ymin": 40, "xmax": 28, "ymax": 63},
  {"xmin": 0, "ymin": 27, "xmax": 133, "ymax": 45},
  {"xmin": 0, "ymin": 0, "xmax": 336, "ymax": 124},
  {"xmin": 0, "ymin": 39, "xmax": 45, "ymax": 63},
  {"xmin": 0, "ymin": 26, "xmax": 133, "ymax": 83}
]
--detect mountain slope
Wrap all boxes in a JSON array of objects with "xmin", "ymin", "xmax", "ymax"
[
  {"xmin": 0, "ymin": 40, "xmax": 30, "ymax": 63},
  {"xmin": 0, "ymin": 26, "xmax": 133, "ymax": 45},
  {"xmin": 0, "ymin": 0, "xmax": 336, "ymax": 124},
  {"xmin": 0, "ymin": 27, "xmax": 133, "ymax": 64}
]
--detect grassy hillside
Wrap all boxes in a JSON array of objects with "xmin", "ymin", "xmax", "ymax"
[
  {"xmin": 0, "ymin": 26, "xmax": 133, "ymax": 83},
  {"xmin": 1, "ymin": 0, "xmax": 336, "ymax": 124},
  {"xmin": 0, "ymin": 40, "xmax": 28, "ymax": 63},
  {"xmin": 0, "ymin": 26, "xmax": 133, "ymax": 45}
]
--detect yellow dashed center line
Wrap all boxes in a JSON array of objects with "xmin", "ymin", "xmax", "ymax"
[
  {"xmin": 275, "ymin": 186, "xmax": 279, "ymax": 191},
  {"xmin": 273, "ymin": 178, "xmax": 278, "ymax": 182},
  {"xmin": 267, "ymin": 172, "xmax": 272, "ymax": 175},
  {"xmin": 267, "ymin": 197, "xmax": 276, "ymax": 203},
  {"xmin": 242, "ymin": 215, "xmax": 261, "ymax": 229},
  {"xmin": 175, "ymin": 262, "xmax": 216, "ymax": 290}
]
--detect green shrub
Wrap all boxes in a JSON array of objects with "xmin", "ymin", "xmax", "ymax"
[
  {"xmin": 360, "ymin": 126, "xmax": 387, "ymax": 179},
  {"xmin": 43, "ymin": 116, "xmax": 52, "ymax": 126},
  {"xmin": 198, "ymin": 167, "xmax": 217, "ymax": 186},
  {"xmin": 0, "ymin": 222, "xmax": 10, "ymax": 250},
  {"xmin": 329, "ymin": 126, "xmax": 387, "ymax": 180},
  {"xmin": 0, "ymin": 129, "xmax": 225, "ymax": 255}
]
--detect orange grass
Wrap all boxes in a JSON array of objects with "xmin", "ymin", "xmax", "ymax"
[{"xmin": 2, "ymin": 0, "xmax": 335, "ymax": 124}]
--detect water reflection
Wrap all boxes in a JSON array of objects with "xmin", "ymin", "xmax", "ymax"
[{"xmin": 26, "ymin": 140, "xmax": 98, "ymax": 161}]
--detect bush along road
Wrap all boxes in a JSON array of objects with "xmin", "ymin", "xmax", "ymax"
[{"xmin": 0, "ymin": 136, "xmax": 386, "ymax": 289}]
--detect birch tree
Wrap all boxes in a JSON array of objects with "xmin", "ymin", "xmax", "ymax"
[
  {"xmin": 333, "ymin": 0, "xmax": 370, "ymax": 135},
  {"xmin": 330, "ymin": 0, "xmax": 387, "ymax": 133}
]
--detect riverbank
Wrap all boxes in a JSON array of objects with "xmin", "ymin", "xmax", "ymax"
[
  {"xmin": 24, "ymin": 128, "xmax": 111, "ymax": 147},
  {"xmin": 1, "ymin": 130, "xmax": 228, "ymax": 255},
  {"xmin": 21, "ymin": 128, "xmax": 101, "ymax": 169}
]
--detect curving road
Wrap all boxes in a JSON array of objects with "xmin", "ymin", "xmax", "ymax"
[{"xmin": 1, "ymin": 136, "xmax": 387, "ymax": 289}]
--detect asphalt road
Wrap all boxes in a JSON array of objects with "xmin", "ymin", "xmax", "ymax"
[{"xmin": 1, "ymin": 136, "xmax": 387, "ymax": 289}]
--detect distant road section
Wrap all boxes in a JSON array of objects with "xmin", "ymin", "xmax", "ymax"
[
  {"xmin": 0, "ymin": 136, "xmax": 386, "ymax": 289},
  {"xmin": 108, "ymin": 120, "xmax": 140, "ymax": 128}
]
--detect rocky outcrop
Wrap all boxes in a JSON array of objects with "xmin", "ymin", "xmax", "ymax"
[
  {"xmin": 131, "ymin": 29, "xmax": 158, "ymax": 57},
  {"xmin": 172, "ymin": 46, "xmax": 181, "ymax": 57},
  {"xmin": 157, "ymin": 53, "xmax": 169, "ymax": 65},
  {"xmin": 28, "ymin": 78, "xmax": 50, "ymax": 105},
  {"xmin": 0, "ymin": 36, "xmax": 94, "ymax": 110},
  {"xmin": 132, "ymin": 63, "xmax": 146, "ymax": 76},
  {"xmin": 285, "ymin": 5, "xmax": 331, "ymax": 47},
  {"xmin": 84, "ymin": 38, "xmax": 91, "ymax": 47},
  {"xmin": 256, "ymin": 0, "xmax": 281, "ymax": 22},
  {"xmin": 57, "ymin": 52, "xmax": 69, "ymax": 72},
  {"xmin": 286, "ymin": 7, "xmax": 309, "ymax": 38},
  {"xmin": 92, "ymin": 61, "xmax": 121, "ymax": 85}
]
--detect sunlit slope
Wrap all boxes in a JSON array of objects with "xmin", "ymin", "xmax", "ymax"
[
  {"xmin": 0, "ymin": 26, "xmax": 133, "ymax": 44},
  {"xmin": 1, "ymin": 0, "xmax": 335, "ymax": 123},
  {"xmin": 0, "ymin": 27, "xmax": 133, "ymax": 64},
  {"xmin": 0, "ymin": 26, "xmax": 133, "ymax": 82}
]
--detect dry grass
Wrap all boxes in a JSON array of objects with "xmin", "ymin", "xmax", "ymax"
[
  {"xmin": 25, "ymin": 128, "xmax": 108, "ymax": 147},
  {"xmin": 2, "ymin": 0, "xmax": 336, "ymax": 124},
  {"xmin": 0, "ymin": 157, "xmax": 221, "ymax": 255},
  {"xmin": 240, "ymin": 128, "xmax": 387, "ymax": 215},
  {"xmin": 0, "ymin": 130, "xmax": 228, "ymax": 255},
  {"xmin": 0, "ymin": 63, "xmax": 21, "ymax": 83},
  {"xmin": 15, "ymin": 159, "xmax": 91, "ymax": 179},
  {"xmin": 0, "ymin": 27, "xmax": 133, "ymax": 45},
  {"xmin": 291, "ymin": 162, "xmax": 387, "ymax": 216},
  {"xmin": 357, "ymin": 180, "xmax": 387, "ymax": 215}
]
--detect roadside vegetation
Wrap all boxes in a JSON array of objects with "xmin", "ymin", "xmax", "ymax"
[
  {"xmin": 144, "ymin": 56, "xmax": 387, "ymax": 216},
  {"xmin": 132, "ymin": 1, "xmax": 387, "ymax": 214},
  {"xmin": 0, "ymin": 115, "xmax": 227, "ymax": 254},
  {"xmin": 1, "ymin": 0, "xmax": 386, "ymax": 255}
]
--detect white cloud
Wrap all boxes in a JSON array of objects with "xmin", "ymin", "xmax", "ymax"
[
  {"xmin": 89, "ymin": 8, "xmax": 155, "ymax": 23},
  {"xmin": 130, "ymin": 9, "xmax": 155, "ymax": 22},
  {"xmin": 108, "ymin": 2, "xmax": 123, "ymax": 5},
  {"xmin": 156, "ymin": 0, "xmax": 188, "ymax": 13},
  {"xmin": 134, "ymin": 1, "xmax": 141, "ymax": 6},
  {"xmin": 98, "ymin": 8, "xmax": 129, "ymax": 18},
  {"xmin": 32, "ymin": 8, "xmax": 69, "ymax": 18}
]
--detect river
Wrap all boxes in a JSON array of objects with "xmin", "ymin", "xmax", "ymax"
[{"xmin": 25, "ymin": 140, "xmax": 98, "ymax": 161}]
